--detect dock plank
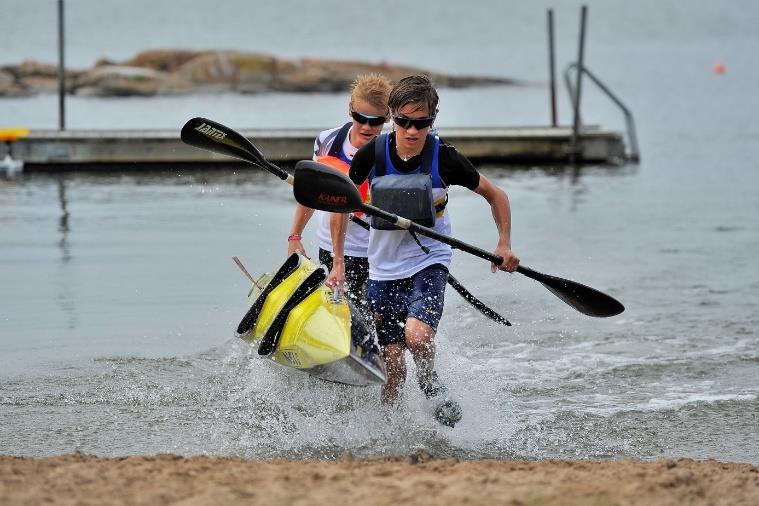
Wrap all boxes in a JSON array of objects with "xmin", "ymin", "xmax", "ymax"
[{"xmin": 10, "ymin": 126, "xmax": 626, "ymax": 168}]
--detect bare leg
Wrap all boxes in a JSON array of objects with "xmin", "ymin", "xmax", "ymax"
[
  {"xmin": 405, "ymin": 317, "xmax": 436, "ymax": 391},
  {"xmin": 406, "ymin": 316, "xmax": 462, "ymax": 427},
  {"xmin": 381, "ymin": 343, "xmax": 407, "ymax": 404}
]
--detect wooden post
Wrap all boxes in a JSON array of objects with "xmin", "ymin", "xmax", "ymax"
[
  {"xmin": 547, "ymin": 9, "xmax": 557, "ymax": 127},
  {"xmin": 569, "ymin": 5, "xmax": 587, "ymax": 163},
  {"xmin": 58, "ymin": 0, "xmax": 66, "ymax": 131}
]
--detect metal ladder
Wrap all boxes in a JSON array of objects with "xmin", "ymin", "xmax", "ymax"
[{"xmin": 564, "ymin": 62, "xmax": 640, "ymax": 163}]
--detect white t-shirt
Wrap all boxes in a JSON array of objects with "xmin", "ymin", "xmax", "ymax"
[
  {"xmin": 312, "ymin": 125, "xmax": 370, "ymax": 258},
  {"xmin": 367, "ymin": 187, "xmax": 452, "ymax": 280}
]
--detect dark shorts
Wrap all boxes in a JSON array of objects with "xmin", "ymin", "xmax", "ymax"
[
  {"xmin": 367, "ymin": 264, "xmax": 449, "ymax": 347},
  {"xmin": 319, "ymin": 248, "xmax": 369, "ymax": 307}
]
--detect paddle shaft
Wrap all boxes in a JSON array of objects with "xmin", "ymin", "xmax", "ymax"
[
  {"xmin": 259, "ymin": 159, "xmax": 292, "ymax": 184},
  {"xmin": 364, "ymin": 203, "xmax": 512, "ymax": 267},
  {"xmin": 350, "ymin": 215, "xmax": 511, "ymax": 326},
  {"xmin": 243, "ymin": 154, "xmax": 293, "ymax": 185},
  {"xmin": 363, "ymin": 202, "xmax": 604, "ymax": 287},
  {"xmin": 351, "ymin": 195, "xmax": 624, "ymax": 318}
]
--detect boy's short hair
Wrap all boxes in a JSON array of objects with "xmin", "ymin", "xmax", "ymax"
[
  {"xmin": 388, "ymin": 75, "xmax": 439, "ymax": 116},
  {"xmin": 350, "ymin": 74, "xmax": 392, "ymax": 113}
]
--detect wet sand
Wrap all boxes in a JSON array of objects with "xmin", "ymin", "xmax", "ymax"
[{"xmin": 1, "ymin": 453, "xmax": 757, "ymax": 505}]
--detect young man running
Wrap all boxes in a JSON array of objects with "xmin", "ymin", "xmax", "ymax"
[
  {"xmin": 328, "ymin": 75, "xmax": 519, "ymax": 421},
  {"xmin": 287, "ymin": 74, "xmax": 392, "ymax": 306}
]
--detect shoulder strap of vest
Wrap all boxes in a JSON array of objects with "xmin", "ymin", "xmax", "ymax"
[
  {"xmin": 326, "ymin": 122, "xmax": 352, "ymax": 158},
  {"xmin": 373, "ymin": 133, "xmax": 388, "ymax": 179},
  {"xmin": 420, "ymin": 133, "xmax": 436, "ymax": 175},
  {"xmin": 373, "ymin": 133, "xmax": 436, "ymax": 179}
]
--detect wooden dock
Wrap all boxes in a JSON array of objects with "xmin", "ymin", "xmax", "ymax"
[{"xmin": 5, "ymin": 126, "xmax": 626, "ymax": 170}]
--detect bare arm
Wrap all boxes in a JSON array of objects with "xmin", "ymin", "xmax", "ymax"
[
  {"xmin": 473, "ymin": 174, "xmax": 519, "ymax": 272},
  {"xmin": 286, "ymin": 134, "xmax": 328, "ymax": 257},
  {"xmin": 287, "ymin": 203, "xmax": 315, "ymax": 257},
  {"xmin": 327, "ymin": 212, "xmax": 349, "ymax": 293}
]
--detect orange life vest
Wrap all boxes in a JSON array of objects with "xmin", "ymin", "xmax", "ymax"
[{"xmin": 315, "ymin": 155, "xmax": 369, "ymax": 217}]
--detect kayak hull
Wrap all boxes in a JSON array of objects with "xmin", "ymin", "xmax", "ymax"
[{"xmin": 237, "ymin": 253, "xmax": 386, "ymax": 386}]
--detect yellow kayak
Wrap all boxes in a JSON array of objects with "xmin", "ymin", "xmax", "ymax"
[{"xmin": 235, "ymin": 253, "xmax": 386, "ymax": 386}]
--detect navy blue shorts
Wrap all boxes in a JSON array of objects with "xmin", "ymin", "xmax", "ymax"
[{"xmin": 366, "ymin": 264, "xmax": 449, "ymax": 347}]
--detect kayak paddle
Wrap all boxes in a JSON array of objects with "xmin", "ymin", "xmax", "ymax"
[{"xmin": 293, "ymin": 161, "xmax": 625, "ymax": 318}]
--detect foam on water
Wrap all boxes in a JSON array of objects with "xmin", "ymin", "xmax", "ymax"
[
  {"xmin": 645, "ymin": 393, "xmax": 756, "ymax": 411},
  {"xmin": 202, "ymin": 335, "xmax": 525, "ymax": 459},
  {"xmin": 1, "ymin": 318, "xmax": 757, "ymax": 463}
]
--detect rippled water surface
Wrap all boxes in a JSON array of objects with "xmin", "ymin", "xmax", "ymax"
[{"xmin": 1, "ymin": 0, "xmax": 758, "ymax": 463}]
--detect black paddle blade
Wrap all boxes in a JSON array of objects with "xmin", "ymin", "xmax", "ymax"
[
  {"xmin": 517, "ymin": 266, "xmax": 624, "ymax": 317},
  {"xmin": 293, "ymin": 161, "xmax": 363, "ymax": 213},
  {"xmin": 181, "ymin": 117, "xmax": 262, "ymax": 164},
  {"xmin": 180, "ymin": 117, "xmax": 290, "ymax": 181},
  {"xmin": 447, "ymin": 273, "xmax": 511, "ymax": 326}
]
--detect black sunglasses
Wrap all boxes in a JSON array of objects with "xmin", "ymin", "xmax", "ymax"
[
  {"xmin": 350, "ymin": 110, "xmax": 387, "ymax": 126},
  {"xmin": 391, "ymin": 115, "xmax": 436, "ymax": 130}
]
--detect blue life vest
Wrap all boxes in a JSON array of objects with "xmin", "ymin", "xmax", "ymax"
[
  {"xmin": 327, "ymin": 122, "xmax": 353, "ymax": 164},
  {"xmin": 369, "ymin": 133, "xmax": 444, "ymax": 230}
]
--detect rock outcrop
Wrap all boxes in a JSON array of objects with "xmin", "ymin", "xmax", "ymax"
[{"xmin": 0, "ymin": 49, "xmax": 516, "ymax": 98}]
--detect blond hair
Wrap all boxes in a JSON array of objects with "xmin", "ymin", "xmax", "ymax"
[{"xmin": 350, "ymin": 74, "xmax": 392, "ymax": 113}]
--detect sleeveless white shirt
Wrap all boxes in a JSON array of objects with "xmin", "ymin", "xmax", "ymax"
[
  {"xmin": 312, "ymin": 126, "xmax": 369, "ymax": 258},
  {"xmin": 367, "ymin": 187, "xmax": 452, "ymax": 280}
]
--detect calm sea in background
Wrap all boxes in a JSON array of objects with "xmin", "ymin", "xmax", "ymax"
[{"xmin": 1, "ymin": 1, "xmax": 758, "ymax": 463}]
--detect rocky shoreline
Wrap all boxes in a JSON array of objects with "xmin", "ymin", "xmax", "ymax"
[{"xmin": 0, "ymin": 49, "xmax": 515, "ymax": 98}]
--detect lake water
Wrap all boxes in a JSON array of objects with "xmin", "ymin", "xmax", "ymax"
[{"xmin": 1, "ymin": 0, "xmax": 758, "ymax": 463}]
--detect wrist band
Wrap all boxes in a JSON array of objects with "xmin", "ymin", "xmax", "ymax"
[{"xmin": 287, "ymin": 234, "xmax": 302, "ymax": 242}]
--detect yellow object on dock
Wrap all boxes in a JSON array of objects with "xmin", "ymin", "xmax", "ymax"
[{"xmin": 0, "ymin": 128, "xmax": 30, "ymax": 142}]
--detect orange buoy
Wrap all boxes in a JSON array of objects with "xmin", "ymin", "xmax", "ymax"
[{"xmin": 713, "ymin": 62, "xmax": 726, "ymax": 75}]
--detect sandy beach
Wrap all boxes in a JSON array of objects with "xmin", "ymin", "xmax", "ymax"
[{"xmin": 1, "ymin": 453, "xmax": 757, "ymax": 505}]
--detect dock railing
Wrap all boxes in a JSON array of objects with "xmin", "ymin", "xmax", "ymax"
[{"xmin": 564, "ymin": 63, "xmax": 640, "ymax": 163}]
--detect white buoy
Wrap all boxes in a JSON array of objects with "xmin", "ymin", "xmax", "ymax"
[
  {"xmin": 1, "ymin": 153, "xmax": 24, "ymax": 177},
  {"xmin": 0, "ymin": 128, "xmax": 30, "ymax": 178}
]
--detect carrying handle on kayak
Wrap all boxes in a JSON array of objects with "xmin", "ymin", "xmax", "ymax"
[{"xmin": 232, "ymin": 256, "xmax": 263, "ymax": 290}]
